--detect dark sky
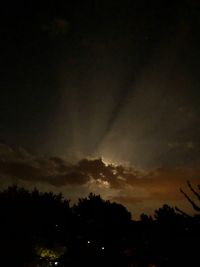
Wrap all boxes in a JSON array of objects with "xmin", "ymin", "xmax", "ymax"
[{"xmin": 1, "ymin": 0, "xmax": 200, "ymax": 218}]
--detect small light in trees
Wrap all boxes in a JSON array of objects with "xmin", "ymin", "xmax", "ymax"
[
  {"xmin": 87, "ymin": 240, "xmax": 91, "ymax": 244},
  {"xmin": 101, "ymin": 246, "xmax": 105, "ymax": 250},
  {"xmin": 55, "ymin": 261, "xmax": 58, "ymax": 265}
]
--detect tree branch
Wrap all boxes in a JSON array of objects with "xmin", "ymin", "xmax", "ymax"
[
  {"xmin": 180, "ymin": 188, "xmax": 200, "ymax": 212},
  {"xmin": 175, "ymin": 206, "xmax": 191, "ymax": 218},
  {"xmin": 187, "ymin": 181, "xmax": 200, "ymax": 201}
]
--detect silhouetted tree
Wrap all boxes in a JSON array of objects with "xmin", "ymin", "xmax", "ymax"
[
  {"xmin": 73, "ymin": 193, "xmax": 131, "ymax": 234},
  {"xmin": 1, "ymin": 184, "xmax": 199, "ymax": 267},
  {"xmin": 140, "ymin": 213, "xmax": 153, "ymax": 223},
  {"xmin": 73, "ymin": 193, "xmax": 131, "ymax": 267},
  {"xmin": 172, "ymin": 181, "xmax": 200, "ymax": 266},
  {"xmin": 0, "ymin": 185, "xmax": 72, "ymax": 267},
  {"xmin": 154, "ymin": 204, "xmax": 181, "ymax": 222}
]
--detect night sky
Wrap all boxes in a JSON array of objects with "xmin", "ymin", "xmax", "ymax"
[{"xmin": 1, "ymin": 0, "xmax": 200, "ymax": 218}]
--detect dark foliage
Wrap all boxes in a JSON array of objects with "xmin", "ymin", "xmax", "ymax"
[{"xmin": 0, "ymin": 185, "xmax": 199, "ymax": 267}]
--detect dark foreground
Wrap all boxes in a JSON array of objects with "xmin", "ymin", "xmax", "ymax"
[{"xmin": 0, "ymin": 186, "xmax": 199, "ymax": 267}]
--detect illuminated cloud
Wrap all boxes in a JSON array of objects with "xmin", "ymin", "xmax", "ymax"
[{"xmin": 0, "ymin": 143, "xmax": 199, "ymax": 218}]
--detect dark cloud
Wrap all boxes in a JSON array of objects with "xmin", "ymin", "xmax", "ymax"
[
  {"xmin": 0, "ymin": 143, "xmax": 199, "ymax": 191},
  {"xmin": 0, "ymin": 144, "xmax": 126, "ymax": 188},
  {"xmin": 0, "ymin": 144, "xmax": 89, "ymax": 187},
  {"xmin": 46, "ymin": 171, "xmax": 89, "ymax": 187},
  {"xmin": 0, "ymin": 143, "xmax": 199, "ymax": 218}
]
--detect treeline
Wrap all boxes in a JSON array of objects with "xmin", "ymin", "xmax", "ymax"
[{"xmin": 0, "ymin": 185, "xmax": 199, "ymax": 267}]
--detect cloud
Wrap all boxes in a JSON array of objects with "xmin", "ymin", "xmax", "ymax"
[
  {"xmin": 0, "ymin": 143, "xmax": 199, "ymax": 190},
  {"xmin": 0, "ymin": 144, "xmax": 89, "ymax": 187},
  {"xmin": 0, "ymin": 143, "xmax": 199, "ymax": 218},
  {"xmin": 0, "ymin": 145, "xmax": 120, "ymax": 187}
]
